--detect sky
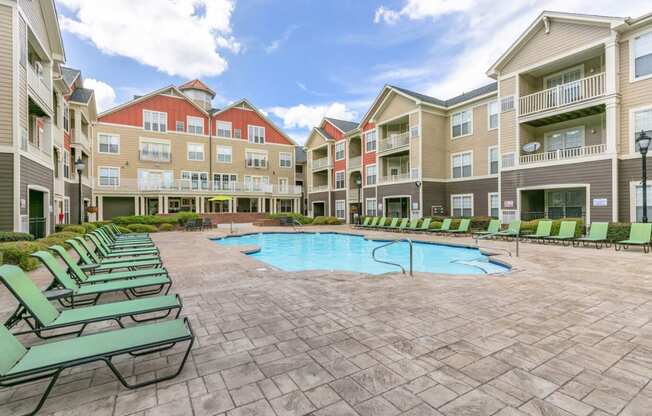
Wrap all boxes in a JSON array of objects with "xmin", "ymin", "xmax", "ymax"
[{"xmin": 56, "ymin": 0, "xmax": 651, "ymax": 144}]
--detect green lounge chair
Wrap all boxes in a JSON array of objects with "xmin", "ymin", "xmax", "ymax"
[
  {"xmin": 447, "ymin": 218, "xmax": 471, "ymax": 234},
  {"xmin": 96, "ymin": 229, "xmax": 154, "ymax": 249},
  {"xmin": 48, "ymin": 245, "xmax": 168, "ymax": 285},
  {"xmin": 87, "ymin": 234, "xmax": 159, "ymax": 258},
  {"xmin": 521, "ymin": 220, "xmax": 552, "ymax": 242},
  {"xmin": 0, "ymin": 318, "xmax": 194, "ymax": 416},
  {"xmin": 365, "ymin": 217, "xmax": 379, "ymax": 228},
  {"xmin": 76, "ymin": 237, "xmax": 159, "ymax": 264},
  {"xmin": 393, "ymin": 218, "xmax": 409, "ymax": 232},
  {"xmin": 417, "ymin": 218, "xmax": 432, "ymax": 232},
  {"xmin": 429, "ymin": 218, "xmax": 452, "ymax": 233},
  {"xmin": 473, "ymin": 219, "xmax": 501, "ymax": 237},
  {"xmin": 542, "ymin": 221, "xmax": 577, "ymax": 245},
  {"xmin": 356, "ymin": 217, "xmax": 371, "ymax": 228},
  {"xmin": 0, "ymin": 265, "xmax": 182, "ymax": 338},
  {"xmin": 67, "ymin": 239, "xmax": 161, "ymax": 273},
  {"xmin": 372, "ymin": 217, "xmax": 387, "ymax": 229},
  {"xmin": 31, "ymin": 251, "xmax": 172, "ymax": 306},
  {"xmin": 404, "ymin": 218, "xmax": 420, "ymax": 232},
  {"xmin": 615, "ymin": 223, "xmax": 652, "ymax": 253},
  {"xmin": 495, "ymin": 220, "xmax": 521, "ymax": 239},
  {"xmin": 107, "ymin": 223, "xmax": 150, "ymax": 240},
  {"xmin": 380, "ymin": 218, "xmax": 399, "ymax": 230},
  {"xmin": 573, "ymin": 222, "xmax": 610, "ymax": 248}
]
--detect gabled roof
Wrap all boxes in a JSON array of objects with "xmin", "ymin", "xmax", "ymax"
[
  {"xmin": 61, "ymin": 67, "xmax": 80, "ymax": 87},
  {"xmin": 69, "ymin": 87, "xmax": 94, "ymax": 104},
  {"xmin": 295, "ymin": 147, "xmax": 307, "ymax": 163},
  {"xmin": 178, "ymin": 79, "xmax": 216, "ymax": 97},
  {"xmin": 324, "ymin": 117, "xmax": 358, "ymax": 133},
  {"xmin": 389, "ymin": 86, "xmax": 446, "ymax": 107},
  {"xmin": 316, "ymin": 127, "xmax": 335, "ymax": 141},
  {"xmin": 445, "ymin": 83, "xmax": 498, "ymax": 107},
  {"xmin": 44, "ymin": 0, "xmax": 65, "ymax": 62},
  {"xmin": 99, "ymin": 85, "xmax": 210, "ymax": 118},
  {"xmin": 304, "ymin": 127, "xmax": 333, "ymax": 149}
]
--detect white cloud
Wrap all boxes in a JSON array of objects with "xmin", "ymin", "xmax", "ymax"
[
  {"xmin": 264, "ymin": 25, "xmax": 299, "ymax": 54},
  {"xmin": 58, "ymin": 0, "xmax": 240, "ymax": 78},
  {"xmin": 266, "ymin": 102, "xmax": 358, "ymax": 130},
  {"xmin": 373, "ymin": 0, "xmax": 651, "ymax": 99},
  {"xmin": 83, "ymin": 78, "xmax": 116, "ymax": 112}
]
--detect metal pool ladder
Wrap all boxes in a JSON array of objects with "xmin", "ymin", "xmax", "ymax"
[{"xmin": 372, "ymin": 239, "xmax": 413, "ymax": 276}]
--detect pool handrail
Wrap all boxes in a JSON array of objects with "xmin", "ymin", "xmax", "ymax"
[{"xmin": 371, "ymin": 238, "xmax": 413, "ymax": 276}]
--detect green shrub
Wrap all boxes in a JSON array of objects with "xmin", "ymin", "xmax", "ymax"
[
  {"xmin": 269, "ymin": 212, "xmax": 313, "ymax": 225},
  {"xmin": 311, "ymin": 216, "xmax": 340, "ymax": 225},
  {"xmin": 112, "ymin": 215, "xmax": 178, "ymax": 226},
  {"xmin": 521, "ymin": 218, "xmax": 583, "ymax": 237},
  {"xmin": 62, "ymin": 225, "xmax": 87, "ymax": 234},
  {"xmin": 429, "ymin": 221, "xmax": 442, "ymax": 229},
  {"xmin": 81, "ymin": 222, "xmax": 98, "ymax": 233},
  {"xmin": 469, "ymin": 216, "xmax": 493, "ymax": 231},
  {"xmin": 326, "ymin": 217, "xmax": 341, "ymax": 225},
  {"xmin": 311, "ymin": 216, "xmax": 327, "ymax": 225},
  {"xmin": 126, "ymin": 224, "xmax": 158, "ymax": 233},
  {"xmin": 55, "ymin": 224, "xmax": 66, "ymax": 232},
  {"xmin": 0, "ymin": 241, "xmax": 48, "ymax": 271},
  {"xmin": 158, "ymin": 223, "xmax": 175, "ymax": 231},
  {"xmin": 0, "ymin": 232, "xmax": 34, "ymax": 242},
  {"xmin": 116, "ymin": 226, "xmax": 131, "ymax": 234},
  {"xmin": 606, "ymin": 222, "xmax": 631, "ymax": 242},
  {"xmin": 36, "ymin": 232, "xmax": 82, "ymax": 249},
  {"xmin": 174, "ymin": 212, "xmax": 200, "ymax": 225}
]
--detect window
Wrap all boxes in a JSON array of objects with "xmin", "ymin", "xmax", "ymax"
[
  {"xmin": 217, "ymin": 121, "xmax": 232, "ymax": 138},
  {"xmin": 295, "ymin": 164, "xmax": 303, "ymax": 174},
  {"xmin": 365, "ymin": 130, "xmax": 377, "ymax": 152},
  {"xmin": 488, "ymin": 101, "xmax": 499, "ymax": 130},
  {"xmin": 244, "ymin": 175, "xmax": 269, "ymax": 191},
  {"xmin": 633, "ymin": 31, "xmax": 652, "ymax": 80},
  {"xmin": 489, "ymin": 193, "xmax": 499, "ymax": 218},
  {"xmin": 410, "ymin": 125, "xmax": 419, "ymax": 139},
  {"xmin": 335, "ymin": 141, "xmax": 345, "ymax": 160},
  {"xmin": 176, "ymin": 121, "xmax": 185, "ymax": 132},
  {"xmin": 451, "ymin": 110, "xmax": 472, "ymax": 138},
  {"xmin": 187, "ymin": 116, "xmax": 204, "ymax": 135},
  {"xmin": 633, "ymin": 108, "xmax": 652, "ymax": 152},
  {"xmin": 335, "ymin": 200, "xmax": 345, "ymax": 219},
  {"xmin": 234, "ymin": 128, "xmax": 242, "ymax": 139},
  {"xmin": 139, "ymin": 140, "xmax": 171, "ymax": 162},
  {"xmin": 63, "ymin": 198, "xmax": 70, "ymax": 224},
  {"xmin": 181, "ymin": 171, "xmax": 209, "ymax": 190},
  {"xmin": 143, "ymin": 110, "xmax": 167, "ymax": 132},
  {"xmin": 214, "ymin": 173, "xmax": 237, "ymax": 191},
  {"xmin": 635, "ymin": 184, "xmax": 652, "ymax": 222},
  {"xmin": 544, "ymin": 127, "xmax": 584, "ymax": 152},
  {"xmin": 99, "ymin": 167, "xmax": 119, "ymax": 186},
  {"xmin": 278, "ymin": 177, "xmax": 289, "ymax": 193},
  {"xmin": 279, "ymin": 152, "xmax": 292, "ymax": 168},
  {"xmin": 138, "ymin": 170, "xmax": 174, "ymax": 190},
  {"xmin": 279, "ymin": 200, "xmax": 293, "ymax": 213},
  {"xmin": 502, "ymin": 153, "xmax": 515, "ymax": 169},
  {"xmin": 217, "ymin": 145, "xmax": 232, "ymax": 163},
  {"xmin": 248, "ymin": 125, "xmax": 265, "ymax": 144},
  {"xmin": 488, "ymin": 147, "xmax": 499, "ymax": 175},
  {"xmin": 335, "ymin": 171, "xmax": 345, "ymax": 189},
  {"xmin": 63, "ymin": 150, "xmax": 70, "ymax": 178},
  {"xmin": 366, "ymin": 165, "xmax": 377, "ymax": 185},
  {"xmin": 98, "ymin": 134, "xmax": 119, "ymax": 154},
  {"xmin": 187, "ymin": 143, "xmax": 204, "ymax": 161},
  {"xmin": 451, "ymin": 195, "xmax": 473, "ymax": 217},
  {"xmin": 500, "ymin": 96, "xmax": 514, "ymax": 112},
  {"xmin": 246, "ymin": 151, "xmax": 268, "ymax": 168},
  {"xmin": 63, "ymin": 102, "xmax": 69, "ymax": 132},
  {"xmin": 452, "ymin": 152, "xmax": 472, "ymax": 178},
  {"xmin": 365, "ymin": 198, "xmax": 377, "ymax": 217}
]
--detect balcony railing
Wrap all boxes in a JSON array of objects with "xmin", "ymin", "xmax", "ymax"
[
  {"xmin": 139, "ymin": 151, "xmax": 171, "ymax": 162},
  {"xmin": 378, "ymin": 168, "xmax": 419, "ymax": 184},
  {"xmin": 27, "ymin": 62, "xmax": 52, "ymax": 109},
  {"xmin": 309, "ymin": 184, "xmax": 329, "ymax": 193},
  {"xmin": 95, "ymin": 178, "xmax": 301, "ymax": 195},
  {"xmin": 519, "ymin": 73, "xmax": 605, "ymax": 117},
  {"xmin": 348, "ymin": 156, "xmax": 361, "ymax": 169},
  {"xmin": 71, "ymin": 128, "xmax": 90, "ymax": 149},
  {"xmin": 348, "ymin": 189, "xmax": 361, "ymax": 202},
  {"xmin": 312, "ymin": 157, "xmax": 331, "ymax": 170},
  {"xmin": 519, "ymin": 144, "xmax": 607, "ymax": 165},
  {"xmin": 379, "ymin": 131, "xmax": 410, "ymax": 153}
]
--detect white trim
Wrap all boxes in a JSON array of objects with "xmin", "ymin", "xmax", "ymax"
[
  {"xmin": 542, "ymin": 64, "xmax": 585, "ymax": 89},
  {"xmin": 99, "ymin": 85, "xmax": 210, "ymax": 118},
  {"xmin": 364, "ymin": 129, "xmax": 377, "ymax": 153},
  {"xmin": 97, "ymin": 132, "xmax": 120, "ymax": 155},
  {"xmin": 487, "ymin": 100, "xmax": 499, "ymax": 131},
  {"xmin": 629, "ymin": 180, "xmax": 652, "ymax": 222},
  {"xmin": 25, "ymin": 184, "xmax": 51, "ymax": 236},
  {"xmin": 543, "ymin": 125, "xmax": 586, "ymax": 152},
  {"xmin": 97, "ymin": 166, "xmax": 120, "ymax": 187},
  {"xmin": 279, "ymin": 151, "xmax": 293, "ymax": 168},
  {"xmin": 450, "ymin": 150, "xmax": 473, "ymax": 179},
  {"xmin": 334, "ymin": 170, "xmax": 345, "ymax": 190},
  {"xmin": 334, "ymin": 141, "xmax": 345, "ymax": 161},
  {"xmin": 450, "ymin": 193, "xmax": 474, "ymax": 217},
  {"xmin": 629, "ymin": 28, "xmax": 652, "ymax": 83},
  {"xmin": 364, "ymin": 197, "xmax": 378, "ymax": 216},
  {"xmin": 450, "ymin": 108, "xmax": 473, "ymax": 139},
  {"xmin": 488, "ymin": 146, "xmax": 499, "ymax": 175},
  {"xmin": 365, "ymin": 163, "xmax": 377, "ymax": 186},
  {"xmin": 215, "ymin": 120, "xmax": 233, "ymax": 138},
  {"xmin": 628, "ymin": 104, "xmax": 652, "ymax": 155},
  {"xmin": 516, "ymin": 183, "xmax": 592, "ymax": 223},
  {"xmin": 186, "ymin": 115, "xmax": 205, "ymax": 135},
  {"xmin": 142, "ymin": 109, "xmax": 168, "ymax": 133},
  {"xmin": 186, "ymin": 142, "xmax": 205, "ymax": 162},
  {"xmin": 381, "ymin": 194, "xmax": 413, "ymax": 218},
  {"xmin": 216, "ymin": 145, "xmax": 233, "ymax": 164},
  {"xmin": 334, "ymin": 199, "xmax": 346, "ymax": 219},
  {"xmin": 247, "ymin": 124, "xmax": 266, "ymax": 144},
  {"xmin": 488, "ymin": 192, "xmax": 499, "ymax": 217}
]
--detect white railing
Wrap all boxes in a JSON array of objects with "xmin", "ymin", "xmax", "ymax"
[
  {"xmin": 379, "ymin": 131, "xmax": 410, "ymax": 153},
  {"xmin": 519, "ymin": 73, "xmax": 605, "ymax": 117},
  {"xmin": 139, "ymin": 151, "xmax": 171, "ymax": 162},
  {"xmin": 348, "ymin": 156, "xmax": 361, "ymax": 169},
  {"xmin": 27, "ymin": 63, "xmax": 52, "ymax": 109},
  {"xmin": 348, "ymin": 189, "xmax": 360, "ymax": 202},
  {"xmin": 96, "ymin": 178, "xmax": 301, "ymax": 195},
  {"xmin": 309, "ymin": 184, "xmax": 329, "ymax": 193},
  {"xmin": 501, "ymin": 210, "xmax": 520, "ymax": 224},
  {"xmin": 379, "ymin": 168, "xmax": 419, "ymax": 184},
  {"xmin": 270, "ymin": 184, "xmax": 302, "ymax": 195},
  {"xmin": 519, "ymin": 143, "xmax": 607, "ymax": 165},
  {"xmin": 71, "ymin": 128, "xmax": 90, "ymax": 148},
  {"xmin": 312, "ymin": 157, "xmax": 331, "ymax": 170}
]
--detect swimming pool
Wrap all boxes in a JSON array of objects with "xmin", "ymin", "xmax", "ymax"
[{"xmin": 213, "ymin": 232, "xmax": 509, "ymax": 275}]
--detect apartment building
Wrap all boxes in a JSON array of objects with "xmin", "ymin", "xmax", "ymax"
[
  {"xmin": 306, "ymin": 10, "xmax": 652, "ymax": 225},
  {"xmin": 0, "ymin": 0, "xmax": 96, "ymax": 237},
  {"xmin": 92, "ymin": 81, "xmax": 302, "ymax": 219}
]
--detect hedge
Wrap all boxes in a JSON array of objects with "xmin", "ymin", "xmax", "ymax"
[
  {"xmin": 36, "ymin": 232, "xmax": 83, "ymax": 249},
  {"xmin": 116, "ymin": 226, "xmax": 131, "ymax": 234},
  {"xmin": 269, "ymin": 213, "xmax": 313, "ymax": 225},
  {"xmin": 521, "ymin": 218, "xmax": 584, "ymax": 237},
  {"xmin": 112, "ymin": 212, "xmax": 198, "ymax": 226},
  {"xmin": 158, "ymin": 223, "xmax": 174, "ymax": 232},
  {"xmin": 0, "ymin": 241, "xmax": 48, "ymax": 271},
  {"xmin": 81, "ymin": 222, "xmax": 98, "ymax": 233},
  {"xmin": 312, "ymin": 216, "xmax": 341, "ymax": 225},
  {"xmin": 606, "ymin": 222, "xmax": 639, "ymax": 242},
  {"xmin": 0, "ymin": 232, "xmax": 34, "ymax": 242},
  {"xmin": 62, "ymin": 225, "xmax": 87, "ymax": 234},
  {"xmin": 174, "ymin": 212, "xmax": 201, "ymax": 225},
  {"xmin": 126, "ymin": 224, "xmax": 158, "ymax": 233}
]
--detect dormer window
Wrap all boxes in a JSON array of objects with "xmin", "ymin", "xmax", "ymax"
[{"xmin": 143, "ymin": 110, "xmax": 167, "ymax": 132}]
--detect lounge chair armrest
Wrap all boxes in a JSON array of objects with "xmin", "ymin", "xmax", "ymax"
[
  {"xmin": 79, "ymin": 263, "xmax": 99, "ymax": 271},
  {"xmin": 43, "ymin": 288, "xmax": 74, "ymax": 300}
]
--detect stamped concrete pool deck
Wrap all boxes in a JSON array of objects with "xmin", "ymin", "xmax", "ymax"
[{"xmin": 1, "ymin": 224, "xmax": 652, "ymax": 416}]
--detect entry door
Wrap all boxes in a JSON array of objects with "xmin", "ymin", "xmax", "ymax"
[
  {"xmin": 28, "ymin": 189, "xmax": 45, "ymax": 238},
  {"xmin": 387, "ymin": 200, "xmax": 402, "ymax": 218},
  {"xmin": 547, "ymin": 189, "xmax": 584, "ymax": 219}
]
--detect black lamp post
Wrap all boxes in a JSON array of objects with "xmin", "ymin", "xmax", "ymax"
[
  {"xmin": 75, "ymin": 158, "xmax": 85, "ymax": 224},
  {"xmin": 356, "ymin": 178, "xmax": 362, "ymax": 224},
  {"xmin": 636, "ymin": 130, "xmax": 651, "ymax": 223},
  {"xmin": 415, "ymin": 181, "xmax": 422, "ymax": 217}
]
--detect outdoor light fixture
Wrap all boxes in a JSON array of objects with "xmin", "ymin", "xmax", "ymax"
[
  {"xmin": 356, "ymin": 178, "xmax": 362, "ymax": 224},
  {"xmin": 636, "ymin": 130, "xmax": 650, "ymax": 223},
  {"xmin": 75, "ymin": 158, "xmax": 85, "ymax": 224}
]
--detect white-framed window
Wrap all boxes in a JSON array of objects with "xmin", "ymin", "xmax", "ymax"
[
  {"xmin": 245, "ymin": 150, "xmax": 268, "ymax": 168},
  {"xmin": 500, "ymin": 95, "xmax": 514, "ymax": 112},
  {"xmin": 98, "ymin": 166, "xmax": 120, "ymax": 187},
  {"xmin": 366, "ymin": 164, "xmax": 377, "ymax": 185},
  {"xmin": 63, "ymin": 102, "xmax": 69, "ymax": 132},
  {"xmin": 216, "ymin": 121, "xmax": 232, "ymax": 138},
  {"xmin": 335, "ymin": 141, "xmax": 345, "ymax": 160},
  {"xmin": 488, "ymin": 101, "xmax": 499, "ymax": 130},
  {"xmin": 187, "ymin": 116, "xmax": 204, "ymax": 135},
  {"xmin": 175, "ymin": 121, "xmax": 185, "ymax": 132},
  {"xmin": 335, "ymin": 200, "xmax": 345, "ymax": 219},
  {"xmin": 634, "ymin": 183, "xmax": 652, "ymax": 222},
  {"xmin": 63, "ymin": 149, "xmax": 70, "ymax": 179},
  {"xmin": 278, "ymin": 177, "xmax": 289, "ymax": 193},
  {"xmin": 488, "ymin": 192, "xmax": 499, "ymax": 218},
  {"xmin": 181, "ymin": 171, "xmax": 209, "ymax": 190},
  {"xmin": 214, "ymin": 173, "xmax": 237, "ymax": 191},
  {"xmin": 543, "ymin": 65, "xmax": 583, "ymax": 89},
  {"xmin": 632, "ymin": 30, "xmax": 652, "ymax": 81},
  {"xmin": 335, "ymin": 171, "xmax": 345, "ymax": 189},
  {"xmin": 98, "ymin": 133, "xmax": 120, "ymax": 154},
  {"xmin": 63, "ymin": 197, "xmax": 70, "ymax": 224},
  {"xmin": 244, "ymin": 175, "xmax": 269, "ymax": 191},
  {"xmin": 143, "ymin": 110, "xmax": 167, "ymax": 132},
  {"xmin": 544, "ymin": 126, "xmax": 584, "ymax": 152},
  {"xmin": 234, "ymin": 128, "xmax": 242, "ymax": 139},
  {"xmin": 217, "ymin": 145, "xmax": 232, "ymax": 163},
  {"xmin": 279, "ymin": 152, "xmax": 292, "ymax": 168},
  {"xmin": 488, "ymin": 147, "xmax": 499, "ymax": 175},
  {"xmin": 451, "ymin": 194, "xmax": 473, "ymax": 217},
  {"xmin": 248, "ymin": 125, "xmax": 265, "ymax": 144},
  {"xmin": 365, "ymin": 198, "xmax": 377, "ymax": 217},
  {"xmin": 632, "ymin": 106, "xmax": 652, "ymax": 153},
  {"xmin": 502, "ymin": 152, "xmax": 515, "ymax": 169},
  {"xmin": 139, "ymin": 139, "xmax": 171, "ymax": 162},
  {"xmin": 452, "ymin": 152, "xmax": 472, "ymax": 178},
  {"xmin": 138, "ymin": 170, "xmax": 174, "ymax": 190},
  {"xmin": 365, "ymin": 129, "xmax": 377, "ymax": 152},
  {"xmin": 187, "ymin": 143, "xmax": 205, "ymax": 161},
  {"xmin": 451, "ymin": 109, "xmax": 472, "ymax": 138}
]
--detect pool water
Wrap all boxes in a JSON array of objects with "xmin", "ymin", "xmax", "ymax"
[{"xmin": 213, "ymin": 232, "xmax": 509, "ymax": 275}]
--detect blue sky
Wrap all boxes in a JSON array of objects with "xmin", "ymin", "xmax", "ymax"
[{"xmin": 56, "ymin": 0, "xmax": 650, "ymax": 144}]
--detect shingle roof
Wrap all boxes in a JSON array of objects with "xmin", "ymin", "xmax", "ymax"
[
  {"xmin": 316, "ymin": 127, "xmax": 335, "ymax": 141},
  {"xmin": 389, "ymin": 86, "xmax": 446, "ymax": 107},
  {"xmin": 324, "ymin": 117, "xmax": 359, "ymax": 133},
  {"xmin": 389, "ymin": 82, "xmax": 498, "ymax": 108},
  {"xmin": 61, "ymin": 66, "xmax": 80, "ymax": 87},
  {"xmin": 178, "ymin": 79, "xmax": 216, "ymax": 97},
  {"xmin": 69, "ymin": 87, "xmax": 93, "ymax": 104},
  {"xmin": 295, "ymin": 147, "xmax": 307, "ymax": 163}
]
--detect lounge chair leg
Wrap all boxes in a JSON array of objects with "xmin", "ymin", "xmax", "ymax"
[{"xmin": 17, "ymin": 370, "xmax": 62, "ymax": 416}]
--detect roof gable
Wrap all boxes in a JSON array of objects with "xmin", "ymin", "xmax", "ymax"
[
  {"xmin": 304, "ymin": 128, "xmax": 331, "ymax": 149},
  {"xmin": 99, "ymin": 85, "xmax": 208, "ymax": 118},
  {"xmin": 178, "ymin": 79, "xmax": 216, "ymax": 97},
  {"xmin": 323, "ymin": 118, "xmax": 358, "ymax": 133},
  {"xmin": 213, "ymin": 99, "xmax": 296, "ymax": 146}
]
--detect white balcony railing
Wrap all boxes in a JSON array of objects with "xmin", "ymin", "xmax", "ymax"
[
  {"xmin": 139, "ymin": 151, "xmax": 171, "ymax": 162},
  {"xmin": 27, "ymin": 63, "xmax": 52, "ymax": 109},
  {"xmin": 519, "ymin": 144, "xmax": 607, "ymax": 165},
  {"xmin": 312, "ymin": 157, "xmax": 331, "ymax": 170},
  {"xmin": 348, "ymin": 189, "xmax": 360, "ymax": 202},
  {"xmin": 96, "ymin": 178, "xmax": 301, "ymax": 195},
  {"xmin": 379, "ymin": 131, "xmax": 410, "ymax": 153},
  {"xmin": 379, "ymin": 168, "xmax": 420, "ymax": 184},
  {"xmin": 309, "ymin": 184, "xmax": 329, "ymax": 193},
  {"xmin": 348, "ymin": 156, "xmax": 361, "ymax": 169},
  {"xmin": 519, "ymin": 73, "xmax": 605, "ymax": 117}
]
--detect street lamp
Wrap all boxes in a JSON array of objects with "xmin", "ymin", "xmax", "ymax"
[
  {"xmin": 75, "ymin": 158, "xmax": 85, "ymax": 224},
  {"xmin": 356, "ymin": 178, "xmax": 362, "ymax": 224},
  {"xmin": 636, "ymin": 130, "xmax": 651, "ymax": 223}
]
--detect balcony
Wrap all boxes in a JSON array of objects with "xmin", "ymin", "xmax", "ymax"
[
  {"xmin": 70, "ymin": 128, "xmax": 90, "ymax": 152},
  {"xmin": 348, "ymin": 156, "xmax": 361, "ymax": 170},
  {"xmin": 378, "ymin": 131, "xmax": 409, "ymax": 153},
  {"xmin": 95, "ymin": 178, "xmax": 301, "ymax": 195},
  {"xmin": 378, "ymin": 168, "xmax": 419, "ymax": 185},
  {"xmin": 519, "ymin": 73, "xmax": 605, "ymax": 118},
  {"xmin": 519, "ymin": 144, "xmax": 607, "ymax": 165},
  {"xmin": 27, "ymin": 63, "xmax": 52, "ymax": 110},
  {"xmin": 309, "ymin": 184, "xmax": 329, "ymax": 193},
  {"xmin": 139, "ymin": 151, "xmax": 171, "ymax": 163},
  {"xmin": 312, "ymin": 157, "xmax": 331, "ymax": 171}
]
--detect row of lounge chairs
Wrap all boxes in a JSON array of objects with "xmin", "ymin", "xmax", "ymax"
[
  {"xmin": 0, "ymin": 223, "xmax": 194, "ymax": 415},
  {"xmin": 355, "ymin": 217, "xmax": 472, "ymax": 234}
]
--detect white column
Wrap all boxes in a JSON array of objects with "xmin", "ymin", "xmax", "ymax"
[
  {"xmin": 157, "ymin": 196, "xmax": 163, "ymax": 214},
  {"xmin": 134, "ymin": 196, "xmax": 139, "ymax": 215},
  {"xmin": 232, "ymin": 198, "xmax": 237, "ymax": 213},
  {"xmin": 605, "ymin": 36, "xmax": 619, "ymax": 96},
  {"xmin": 97, "ymin": 196, "xmax": 104, "ymax": 221},
  {"xmin": 163, "ymin": 196, "xmax": 169, "ymax": 214},
  {"xmin": 140, "ymin": 197, "xmax": 146, "ymax": 215},
  {"xmin": 195, "ymin": 196, "xmax": 200, "ymax": 213}
]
